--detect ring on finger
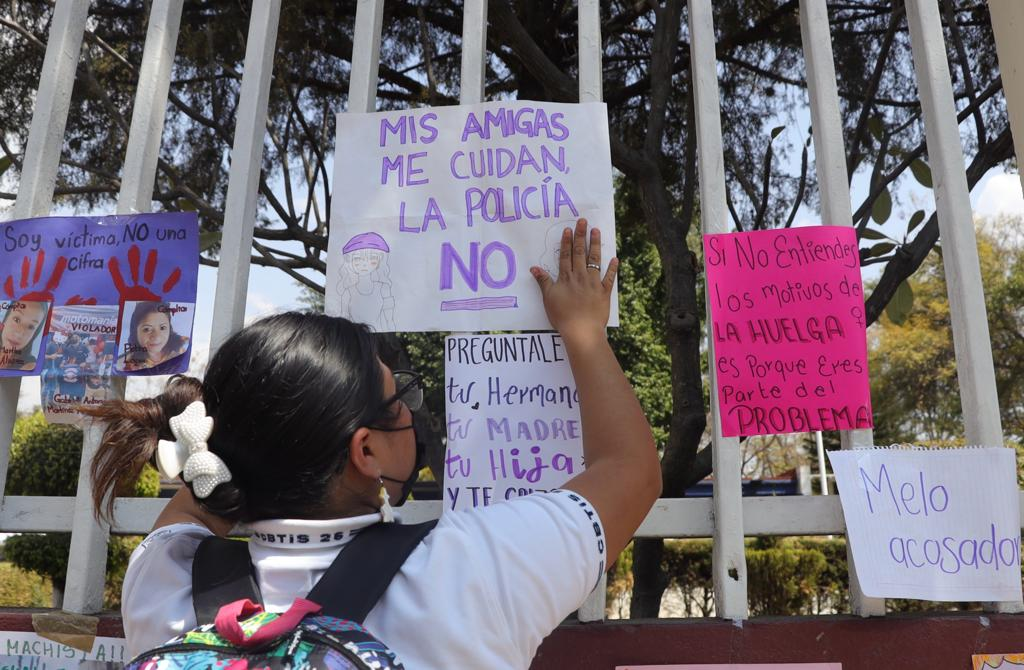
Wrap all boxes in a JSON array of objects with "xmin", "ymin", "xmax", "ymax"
[{"xmin": 586, "ymin": 263, "xmax": 601, "ymax": 271}]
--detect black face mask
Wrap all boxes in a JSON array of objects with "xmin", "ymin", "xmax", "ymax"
[{"xmin": 380, "ymin": 435, "xmax": 425, "ymax": 505}]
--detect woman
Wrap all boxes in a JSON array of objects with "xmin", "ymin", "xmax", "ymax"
[
  {"xmin": 0, "ymin": 300, "xmax": 49, "ymax": 371},
  {"xmin": 116, "ymin": 301, "xmax": 189, "ymax": 372},
  {"xmin": 90, "ymin": 220, "xmax": 661, "ymax": 669}
]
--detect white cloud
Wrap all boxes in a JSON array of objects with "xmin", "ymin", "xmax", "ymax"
[
  {"xmin": 243, "ymin": 291, "xmax": 281, "ymax": 325},
  {"xmin": 973, "ymin": 172, "xmax": 1024, "ymax": 218}
]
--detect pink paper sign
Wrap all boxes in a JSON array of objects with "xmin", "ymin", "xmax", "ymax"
[
  {"xmin": 616, "ymin": 665, "xmax": 842, "ymax": 670},
  {"xmin": 703, "ymin": 226, "xmax": 872, "ymax": 437}
]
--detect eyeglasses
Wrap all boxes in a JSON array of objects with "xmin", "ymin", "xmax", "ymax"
[
  {"xmin": 368, "ymin": 370, "xmax": 422, "ymax": 433},
  {"xmin": 374, "ymin": 369, "xmax": 423, "ymax": 417}
]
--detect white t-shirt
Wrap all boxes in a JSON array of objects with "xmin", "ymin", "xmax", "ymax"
[{"xmin": 121, "ymin": 490, "xmax": 606, "ymax": 670}]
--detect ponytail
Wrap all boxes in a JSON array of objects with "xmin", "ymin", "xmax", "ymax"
[{"xmin": 85, "ymin": 375, "xmax": 203, "ymax": 521}]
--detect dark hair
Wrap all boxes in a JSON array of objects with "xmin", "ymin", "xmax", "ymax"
[
  {"xmin": 1, "ymin": 301, "xmax": 49, "ymax": 364},
  {"xmin": 123, "ymin": 302, "xmax": 188, "ymax": 366},
  {"xmin": 88, "ymin": 312, "xmax": 389, "ymax": 522}
]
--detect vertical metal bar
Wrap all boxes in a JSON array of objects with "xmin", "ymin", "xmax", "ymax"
[
  {"xmin": 0, "ymin": 0, "xmax": 91, "ymax": 504},
  {"xmin": 688, "ymin": 0, "xmax": 748, "ymax": 620},
  {"xmin": 64, "ymin": 0, "xmax": 184, "ymax": 614},
  {"xmin": 578, "ymin": 0, "xmax": 603, "ymax": 103},
  {"xmin": 459, "ymin": 0, "xmax": 488, "ymax": 105},
  {"xmin": 905, "ymin": 0, "xmax": 1021, "ymax": 614},
  {"xmin": 209, "ymin": 1, "xmax": 282, "ymax": 355},
  {"xmin": 575, "ymin": 0, "xmax": 607, "ymax": 621},
  {"xmin": 326, "ymin": 0, "xmax": 385, "ymax": 317},
  {"xmin": 348, "ymin": 0, "xmax": 386, "ymax": 115},
  {"xmin": 116, "ymin": 0, "xmax": 184, "ymax": 215},
  {"xmin": 987, "ymin": 1, "xmax": 1024, "ymax": 197},
  {"xmin": 798, "ymin": 0, "xmax": 886, "ymax": 617}
]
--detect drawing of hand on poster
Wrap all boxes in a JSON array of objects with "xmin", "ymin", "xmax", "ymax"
[
  {"xmin": 327, "ymin": 101, "xmax": 618, "ymax": 332},
  {"xmin": 0, "ymin": 213, "xmax": 199, "ymax": 381}
]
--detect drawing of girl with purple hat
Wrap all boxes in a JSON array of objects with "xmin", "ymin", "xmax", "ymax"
[{"xmin": 338, "ymin": 232, "xmax": 396, "ymax": 332}]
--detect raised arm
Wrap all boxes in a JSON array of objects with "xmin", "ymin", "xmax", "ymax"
[{"xmin": 530, "ymin": 218, "xmax": 662, "ymax": 564}]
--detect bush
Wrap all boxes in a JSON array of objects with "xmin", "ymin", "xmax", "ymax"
[
  {"xmin": 0, "ymin": 561, "xmax": 51, "ymax": 607},
  {"xmin": 4, "ymin": 412, "xmax": 159, "ymax": 608}
]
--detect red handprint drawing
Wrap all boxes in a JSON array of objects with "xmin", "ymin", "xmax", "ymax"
[
  {"xmin": 2, "ymin": 250, "xmax": 96, "ymax": 305},
  {"xmin": 109, "ymin": 246, "xmax": 188, "ymax": 375},
  {"xmin": 108, "ymin": 245, "xmax": 182, "ymax": 303}
]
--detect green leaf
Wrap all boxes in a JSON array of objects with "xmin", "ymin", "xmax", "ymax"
[
  {"xmin": 177, "ymin": 198, "xmax": 198, "ymax": 212},
  {"xmin": 871, "ymin": 188, "xmax": 892, "ymax": 224},
  {"xmin": 770, "ymin": 125, "xmax": 785, "ymax": 140},
  {"xmin": 0, "ymin": 155, "xmax": 13, "ymax": 178},
  {"xmin": 910, "ymin": 159, "xmax": 933, "ymax": 188},
  {"xmin": 867, "ymin": 242, "xmax": 896, "ymax": 258},
  {"xmin": 199, "ymin": 230, "xmax": 221, "ymax": 252},
  {"xmin": 860, "ymin": 227, "xmax": 888, "ymax": 241},
  {"xmin": 907, "ymin": 209, "xmax": 926, "ymax": 233},
  {"xmin": 867, "ymin": 117, "xmax": 884, "ymax": 141},
  {"xmin": 885, "ymin": 279, "xmax": 914, "ymax": 325}
]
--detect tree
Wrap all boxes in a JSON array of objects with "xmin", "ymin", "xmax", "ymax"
[
  {"xmin": 3, "ymin": 412, "xmax": 159, "ymax": 608},
  {"xmin": 870, "ymin": 216, "xmax": 1024, "ymax": 446},
  {"xmin": 0, "ymin": 0, "xmax": 1013, "ymax": 616}
]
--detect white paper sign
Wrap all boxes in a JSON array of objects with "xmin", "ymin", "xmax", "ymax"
[
  {"xmin": 0, "ymin": 632, "xmax": 126, "ymax": 667},
  {"xmin": 327, "ymin": 101, "xmax": 617, "ymax": 331},
  {"xmin": 828, "ymin": 447, "xmax": 1022, "ymax": 601},
  {"xmin": 443, "ymin": 333, "xmax": 583, "ymax": 511}
]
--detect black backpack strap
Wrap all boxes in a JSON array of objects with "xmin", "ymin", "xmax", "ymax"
[
  {"xmin": 307, "ymin": 520, "xmax": 437, "ymax": 623},
  {"xmin": 192, "ymin": 536, "xmax": 262, "ymax": 625}
]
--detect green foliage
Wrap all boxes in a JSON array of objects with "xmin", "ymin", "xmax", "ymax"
[
  {"xmin": 0, "ymin": 562, "xmax": 51, "ymax": 607},
  {"xmin": 884, "ymin": 279, "xmax": 914, "ymax": 326},
  {"xmin": 4, "ymin": 412, "xmax": 157, "ymax": 606},
  {"xmin": 746, "ymin": 537, "xmax": 828, "ymax": 615},
  {"xmin": 871, "ymin": 219, "xmax": 1024, "ymax": 444}
]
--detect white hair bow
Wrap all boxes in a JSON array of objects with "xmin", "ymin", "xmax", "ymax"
[{"xmin": 155, "ymin": 401, "xmax": 231, "ymax": 499}]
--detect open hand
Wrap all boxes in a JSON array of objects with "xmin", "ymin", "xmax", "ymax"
[{"xmin": 530, "ymin": 218, "xmax": 618, "ymax": 343}]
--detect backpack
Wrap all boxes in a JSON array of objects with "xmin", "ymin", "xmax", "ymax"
[{"xmin": 125, "ymin": 520, "xmax": 437, "ymax": 670}]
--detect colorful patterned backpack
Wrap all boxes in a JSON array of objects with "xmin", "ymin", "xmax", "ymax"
[{"xmin": 125, "ymin": 521, "xmax": 436, "ymax": 670}]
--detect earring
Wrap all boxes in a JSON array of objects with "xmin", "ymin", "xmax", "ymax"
[{"xmin": 378, "ymin": 477, "xmax": 395, "ymax": 523}]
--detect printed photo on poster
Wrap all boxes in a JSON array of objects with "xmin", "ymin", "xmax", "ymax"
[
  {"xmin": 0, "ymin": 300, "xmax": 49, "ymax": 372},
  {"xmin": 115, "ymin": 301, "xmax": 193, "ymax": 374},
  {"xmin": 42, "ymin": 305, "xmax": 118, "ymax": 424}
]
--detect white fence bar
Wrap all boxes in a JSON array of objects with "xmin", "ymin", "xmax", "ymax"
[
  {"xmin": 577, "ymin": 0, "xmax": 602, "ymax": 103},
  {"xmin": 905, "ymin": 0, "xmax": 1021, "ymax": 614},
  {"xmin": 8, "ymin": 491, "xmax": 1017, "ymax": 538},
  {"xmin": 210, "ymin": 1, "xmax": 282, "ymax": 354},
  {"xmin": 798, "ymin": 0, "xmax": 886, "ymax": 618},
  {"xmin": 63, "ymin": 0, "xmax": 186, "ymax": 614},
  {"xmin": 575, "ymin": 0, "xmax": 606, "ymax": 621},
  {"xmin": 348, "ymin": 0, "xmax": 386, "ymax": 115},
  {"xmin": 325, "ymin": 0, "xmax": 384, "ymax": 318},
  {"xmin": 459, "ymin": 0, "xmax": 488, "ymax": 105},
  {"xmin": 687, "ymin": 0, "xmax": 748, "ymax": 620},
  {"xmin": 117, "ymin": 0, "xmax": 183, "ymax": 215},
  {"xmin": 0, "ymin": 0, "xmax": 91, "ymax": 503},
  {"xmin": 987, "ymin": 1, "xmax": 1024, "ymax": 197}
]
